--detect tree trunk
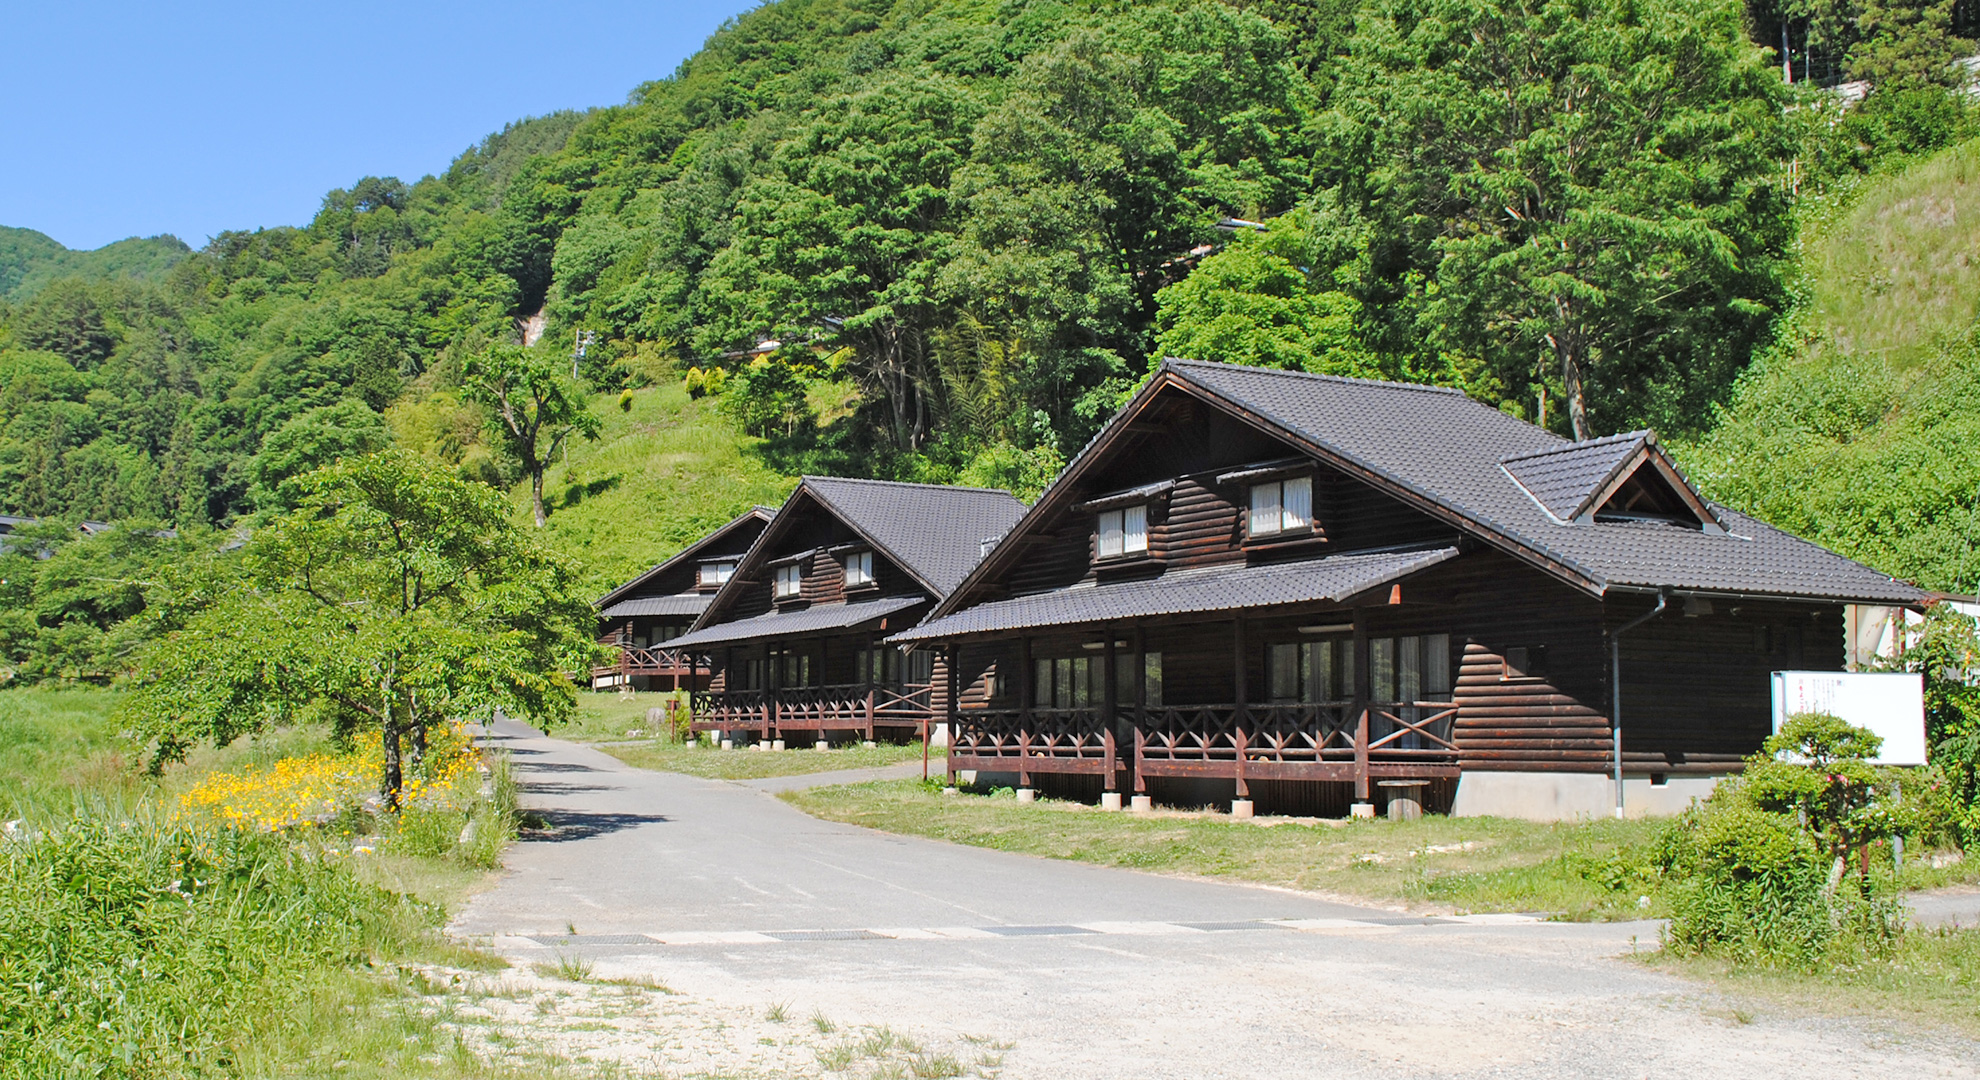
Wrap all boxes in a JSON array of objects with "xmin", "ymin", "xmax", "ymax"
[
  {"xmin": 1550, "ymin": 297, "xmax": 1594, "ymax": 440},
  {"xmin": 381, "ymin": 722, "xmax": 403, "ymax": 812},
  {"xmin": 531, "ymin": 467, "xmax": 547, "ymax": 528},
  {"xmin": 408, "ymin": 722, "xmax": 427, "ymax": 776}
]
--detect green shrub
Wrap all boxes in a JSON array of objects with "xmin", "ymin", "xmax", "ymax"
[
  {"xmin": 0, "ymin": 815, "xmax": 437, "ymax": 1078},
  {"xmin": 1658, "ymin": 804, "xmax": 1840, "ymax": 967}
]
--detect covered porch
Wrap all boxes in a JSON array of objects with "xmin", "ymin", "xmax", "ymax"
[
  {"xmin": 669, "ymin": 595, "xmax": 938, "ymax": 743},
  {"xmin": 903, "ymin": 548, "xmax": 1467, "ymax": 812}
]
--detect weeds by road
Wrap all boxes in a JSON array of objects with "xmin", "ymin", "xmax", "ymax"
[{"xmin": 1648, "ymin": 926, "xmax": 1980, "ymax": 1037}]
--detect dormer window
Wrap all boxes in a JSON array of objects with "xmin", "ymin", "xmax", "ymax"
[
  {"xmin": 842, "ymin": 550, "xmax": 874, "ymax": 589},
  {"xmin": 774, "ymin": 562, "xmax": 803, "ymax": 600},
  {"xmin": 1096, "ymin": 504, "xmax": 1149, "ymax": 560},
  {"xmin": 1248, "ymin": 475, "xmax": 1312, "ymax": 537},
  {"xmin": 698, "ymin": 560, "xmax": 737, "ymax": 588}
]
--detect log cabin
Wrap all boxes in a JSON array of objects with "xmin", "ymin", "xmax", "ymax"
[
  {"xmin": 889, "ymin": 360, "xmax": 1928, "ymax": 820},
  {"xmin": 591, "ymin": 507, "xmax": 774, "ymax": 691},
  {"xmin": 670, "ymin": 477, "xmax": 1027, "ymax": 745}
]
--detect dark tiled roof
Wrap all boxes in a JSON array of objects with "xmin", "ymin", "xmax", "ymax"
[
  {"xmin": 595, "ymin": 507, "xmax": 772, "ymax": 608},
  {"xmin": 804, "ymin": 477, "xmax": 1027, "ymax": 596},
  {"xmin": 669, "ymin": 595, "xmax": 925, "ymax": 649},
  {"xmin": 1169, "ymin": 360, "xmax": 1924, "ymax": 604},
  {"xmin": 892, "ymin": 547, "xmax": 1458, "ymax": 643},
  {"xmin": 1500, "ymin": 431, "xmax": 1648, "ymax": 521},
  {"xmin": 600, "ymin": 595, "xmax": 710, "ymax": 619}
]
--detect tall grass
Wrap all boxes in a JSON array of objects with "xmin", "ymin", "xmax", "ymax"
[
  {"xmin": 0, "ymin": 687, "xmax": 528, "ymax": 1077},
  {"xmin": 0, "ymin": 814, "xmax": 442, "ymax": 1077}
]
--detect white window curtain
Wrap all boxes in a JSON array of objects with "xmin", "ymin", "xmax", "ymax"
[
  {"xmin": 1282, "ymin": 475, "xmax": 1312, "ymax": 530},
  {"xmin": 843, "ymin": 550, "xmax": 873, "ymax": 587},
  {"xmin": 775, "ymin": 563, "xmax": 801, "ymax": 598},
  {"xmin": 1251, "ymin": 477, "xmax": 1313, "ymax": 536},
  {"xmin": 1097, "ymin": 505, "xmax": 1149, "ymax": 558},
  {"xmin": 1249, "ymin": 483, "xmax": 1283, "ymax": 535}
]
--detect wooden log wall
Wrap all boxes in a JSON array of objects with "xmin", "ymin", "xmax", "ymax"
[{"xmin": 1612, "ymin": 597, "xmax": 1845, "ymax": 772}]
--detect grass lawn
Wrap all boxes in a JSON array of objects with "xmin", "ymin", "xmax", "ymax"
[
  {"xmin": 555, "ymin": 689, "xmax": 691, "ymax": 743},
  {"xmin": 599, "ymin": 739, "xmax": 945, "ymax": 781},
  {"xmin": 785, "ymin": 779, "xmax": 1671, "ymax": 919}
]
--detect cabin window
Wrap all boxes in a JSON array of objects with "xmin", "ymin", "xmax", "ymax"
[
  {"xmin": 1096, "ymin": 504, "xmax": 1149, "ymax": 560},
  {"xmin": 907, "ymin": 649, "xmax": 933, "ymax": 685},
  {"xmin": 1110, "ymin": 651, "xmax": 1163, "ymax": 709},
  {"xmin": 1030, "ymin": 652, "xmax": 1159, "ymax": 709},
  {"xmin": 842, "ymin": 550, "xmax": 875, "ymax": 589},
  {"xmin": 857, "ymin": 645, "xmax": 901, "ymax": 686},
  {"xmin": 1267, "ymin": 639, "xmax": 1350, "ymax": 704},
  {"xmin": 1369, "ymin": 634, "xmax": 1452, "ymax": 703},
  {"xmin": 769, "ymin": 644, "xmax": 811, "ymax": 687},
  {"xmin": 1248, "ymin": 475, "xmax": 1313, "ymax": 537},
  {"xmin": 1502, "ymin": 645, "xmax": 1547, "ymax": 681},
  {"xmin": 737, "ymin": 658, "xmax": 767, "ymax": 691},
  {"xmin": 773, "ymin": 562, "xmax": 803, "ymax": 600},
  {"xmin": 699, "ymin": 560, "xmax": 737, "ymax": 588}
]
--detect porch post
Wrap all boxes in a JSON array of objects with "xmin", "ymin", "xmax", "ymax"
[
  {"xmin": 1131, "ymin": 626, "xmax": 1146, "ymax": 796},
  {"xmin": 1017, "ymin": 636, "xmax": 1033, "ymax": 789},
  {"xmin": 1102, "ymin": 628, "xmax": 1118, "ymax": 794},
  {"xmin": 942, "ymin": 643, "xmax": 958, "ymax": 785},
  {"xmin": 1235, "ymin": 618, "xmax": 1251, "ymax": 804},
  {"xmin": 1353, "ymin": 613, "xmax": 1371, "ymax": 806}
]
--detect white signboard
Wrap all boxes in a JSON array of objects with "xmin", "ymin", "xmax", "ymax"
[{"xmin": 1770, "ymin": 671, "xmax": 1927, "ymax": 766}]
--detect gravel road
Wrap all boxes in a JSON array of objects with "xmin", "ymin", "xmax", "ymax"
[{"xmin": 451, "ymin": 720, "xmax": 1980, "ymax": 1079}]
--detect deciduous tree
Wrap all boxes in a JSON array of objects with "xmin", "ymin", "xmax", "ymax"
[
  {"xmin": 459, "ymin": 343, "xmax": 601, "ymax": 526},
  {"xmin": 125, "ymin": 450, "xmax": 595, "ymax": 806}
]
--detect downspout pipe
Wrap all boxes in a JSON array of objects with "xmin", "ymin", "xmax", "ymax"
[{"xmin": 1611, "ymin": 590, "xmax": 1668, "ymax": 819}]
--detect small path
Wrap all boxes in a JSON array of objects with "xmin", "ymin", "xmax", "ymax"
[
  {"xmin": 456, "ymin": 721, "xmax": 1980, "ymax": 1079},
  {"xmin": 1911, "ymin": 885, "xmax": 1980, "ymax": 929}
]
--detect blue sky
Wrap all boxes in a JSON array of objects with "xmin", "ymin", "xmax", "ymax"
[{"xmin": 1, "ymin": 1, "xmax": 762, "ymax": 251}]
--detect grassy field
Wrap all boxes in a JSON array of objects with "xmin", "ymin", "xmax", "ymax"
[
  {"xmin": 526, "ymin": 379, "xmax": 793, "ymax": 597},
  {"xmin": 556, "ymin": 689, "xmax": 692, "ymax": 742},
  {"xmin": 786, "ymin": 779, "xmax": 1673, "ymax": 919},
  {"xmin": 1806, "ymin": 137, "xmax": 1980, "ymax": 371},
  {"xmin": 602, "ymin": 739, "xmax": 944, "ymax": 781}
]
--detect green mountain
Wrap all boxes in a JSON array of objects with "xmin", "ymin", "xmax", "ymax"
[
  {"xmin": 0, "ymin": 226, "xmax": 190, "ymax": 301},
  {"xmin": 0, "ymin": 0, "xmax": 1970, "ymax": 594}
]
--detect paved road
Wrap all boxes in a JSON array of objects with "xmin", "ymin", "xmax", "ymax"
[{"xmin": 454, "ymin": 721, "xmax": 1980, "ymax": 1079}]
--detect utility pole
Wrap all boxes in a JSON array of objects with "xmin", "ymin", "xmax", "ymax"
[{"xmin": 572, "ymin": 329, "xmax": 596, "ymax": 380}]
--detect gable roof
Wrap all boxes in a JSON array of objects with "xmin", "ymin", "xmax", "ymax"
[
  {"xmin": 1500, "ymin": 430, "xmax": 1720, "ymax": 529},
  {"xmin": 594, "ymin": 506, "xmax": 774, "ymax": 609},
  {"xmin": 690, "ymin": 477, "xmax": 1027, "ymax": 632},
  {"xmin": 799, "ymin": 477, "xmax": 1027, "ymax": 596},
  {"xmin": 670, "ymin": 594, "xmax": 925, "ymax": 650},
  {"xmin": 924, "ymin": 360, "xmax": 1924, "ymax": 626},
  {"xmin": 1501, "ymin": 431, "xmax": 1652, "ymax": 521}
]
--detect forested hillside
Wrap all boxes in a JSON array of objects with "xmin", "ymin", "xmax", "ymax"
[
  {"xmin": 0, "ymin": 0, "xmax": 1975, "ymax": 608},
  {"xmin": 1684, "ymin": 135, "xmax": 1980, "ymax": 593}
]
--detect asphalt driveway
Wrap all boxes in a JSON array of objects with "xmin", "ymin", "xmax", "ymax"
[{"xmin": 452, "ymin": 720, "xmax": 1980, "ymax": 1079}]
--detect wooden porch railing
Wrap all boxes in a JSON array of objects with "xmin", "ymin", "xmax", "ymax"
[
  {"xmin": 945, "ymin": 701, "xmax": 1460, "ymax": 798},
  {"xmin": 590, "ymin": 641, "xmax": 701, "ymax": 682},
  {"xmin": 691, "ymin": 683, "xmax": 936, "ymax": 737}
]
